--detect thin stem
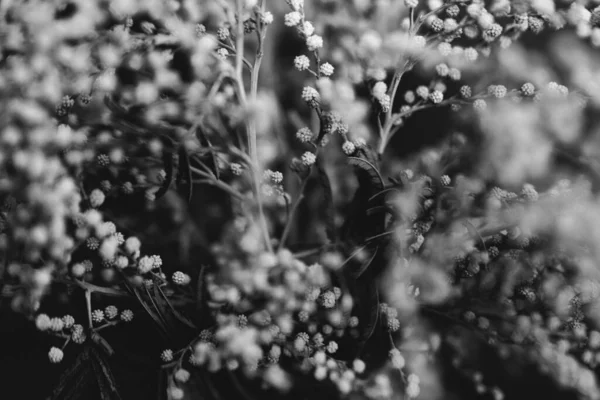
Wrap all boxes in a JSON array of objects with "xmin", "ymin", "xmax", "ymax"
[
  {"xmin": 246, "ymin": 0, "xmax": 273, "ymax": 253},
  {"xmin": 85, "ymin": 289, "xmax": 93, "ymax": 329},
  {"xmin": 234, "ymin": 0, "xmax": 247, "ymax": 105}
]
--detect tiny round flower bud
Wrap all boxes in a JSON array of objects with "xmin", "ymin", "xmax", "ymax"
[
  {"xmin": 120, "ymin": 309, "xmax": 134, "ymax": 322},
  {"xmin": 230, "ymin": 163, "xmax": 243, "ymax": 175},
  {"xmin": 440, "ymin": 175, "xmax": 451, "ymax": 186},
  {"xmin": 327, "ymin": 341, "xmax": 338, "ymax": 354},
  {"xmin": 389, "ymin": 348, "xmax": 405, "ymax": 369},
  {"xmin": 216, "ymin": 48, "xmax": 229, "ymax": 60},
  {"xmin": 62, "ymin": 315, "xmax": 75, "ymax": 329},
  {"xmin": 161, "ymin": 349, "xmax": 174, "ymax": 362},
  {"xmin": 435, "ymin": 63, "xmax": 449, "ymax": 77},
  {"xmin": 174, "ymin": 368, "xmax": 191, "ymax": 383},
  {"xmin": 36, "ymin": 314, "xmax": 51, "ymax": 331},
  {"xmin": 473, "ymin": 99, "xmax": 487, "ymax": 110},
  {"xmin": 460, "ymin": 85, "xmax": 472, "ymax": 98},
  {"xmin": 306, "ymin": 35, "xmax": 324, "ymax": 51},
  {"xmin": 301, "ymin": 152, "xmax": 316, "ymax": 166},
  {"xmin": 521, "ymin": 82, "xmax": 535, "ymax": 96},
  {"xmin": 320, "ymin": 291, "xmax": 336, "ymax": 308},
  {"xmin": 431, "ymin": 18, "xmax": 444, "ymax": 32},
  {"xmin": 301, "ymin": 86, "xmax": 320, "ymax": 104},
  {"xmin": 342, "ymin": 141, "xmax": 356, "ymax": 155},
  {"xmin": 172, "ymin": 271, "xmax": 191, "ymax": 285},
  {"xmin": 89, "ymin": 189, "xmax": 105, "ymax": 208},
  {"xmin": 404, "ymin": 0, "xmax": 418, "ymax": 8},
  {"xmin": 294, "ymin": 55, "xmax": 310, "ymax": 71},
  {"xmin": 49, "ymin": 317, "xmax": 65, "ymax": 332},
  {"xmin": 105, "ymin": 305, "xmax": 118, "ymax": 320},
  {"xmin": 92, "ymin": 310, "xmax": 104, "ymax": 323},
  {"xmin": 416, "ymin": 86, "xmax": 429, "ymax": 99},
  {"xmin": 48, "ymin": 347, "xmax": 64, "ymax": 364},
  {"xmin": 319, "ymin": 63, "xmax": 334, "ymax": 77},
  {"xmin": 261, "ymin": 12, "xmax": 274, "ymax": 24},
  {"xmin": 284, "ymin": 11, "xmax": 302, "ymax": 27},
  {"xmin": 429, "ymin": 90, "xmax": 444, "ymax": 104},
  {"xmin": 296, "ymin": 127, "xmax": 314, "ymax": 143}
]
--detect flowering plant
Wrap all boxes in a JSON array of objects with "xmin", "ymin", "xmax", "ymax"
[{"xmin": 3, "ymin": 0, "xmax": 600, "ymax": 399}]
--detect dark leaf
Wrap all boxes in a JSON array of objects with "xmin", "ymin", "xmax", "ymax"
[
  {"xmin": 315, "ymin": 161, "xmax": 336, "ymax": 244},
  {"xmin": 176, "ymin": 145, "xmax": 193, "ymax": 202},
  {"xmin": 347, "ymin": 157, "xmax": 384, "ymax": 191}
]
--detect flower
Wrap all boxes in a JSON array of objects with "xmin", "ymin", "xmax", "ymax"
[
  {"xmin": 174, "ymin": 368, "xmax": 190, "ymax": 383},
  {"xmin": 284, "ymin": 12, "xmax": 302, "ymax": 27},
  {"xmin": 319, "ymin": 63, "xmax": 334, "ymax": 77},
  {"xmin": 521, "ymin": 82, "xmax": 535, "ymax": 96},
  {"xmin": 172, "ymin": 271, "xmax": 191, "ymax": 285},
  {"xmin": 62, "ymin": 315, "xmax": 75, "ymax": 329},
  {"xmin": 36, "ymin": 314, "xmax": 51, "ymax": 331},
  {"xmin": 89, "ymin": 189, "xmax": 105, "ymax": 208},
  {"xmin": 161, "ymin": 349, "xmax": 174, "ymax": 362},
  {"xmin": 301, "ymin": 152, "xmax": 316, "ymax": 166},
  {"xmin": 48, "ymin": 347, "xmax": 64, "ymax": 364},
  {"xmin": 296, "ymin": 127, "xmax": 314, "ymax": 143},
  {"xmin": 120, "ymin": 310, "xmax": 134, "ymax": 322},
  {"xmin": 404, "ymin": 0, "xmax": 418, "ymax": 8},
  {"xmin": 261, "ymin": 12, "xmax": 274, "ymax": 25},
  {"xmin": 342, "ymin": 141, "xmax": 356, "ymax": 155},
  {"xmin": 306, "ymin": 35, "xmax": 324, "ymax": 51},
  {"xmin": 294, "ymin": 55, "xmax": 310, "ymax": 71},
  {"xmin": 389, "ymin": 348, "xmax": 405, "ymax": 369},
  {"xmin": 327, "ymin": 341, "xmax": 338, "ymax": 354},
  {"xmin": 429, "ymin": 91, "xmax": 444, "ymax": 104},
  {"xmin": 105, "ymin": 305, "xmax": 118, "ymax": 320},
  {"xmin": 92, "ymin": 309, "xmax": 104, "ymax": 323},
  {"xmin": 301, "ymin": 86, "xmax": 320, "ymax": 104}
]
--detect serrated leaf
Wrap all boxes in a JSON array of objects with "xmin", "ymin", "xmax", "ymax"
[{"xmin": 315, "ymin": 161, "xmax": 336, "ymax": 244}]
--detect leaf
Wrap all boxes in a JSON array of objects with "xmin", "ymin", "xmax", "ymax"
[
  {"xmin": 155, "ymin": 284, "xmax": 197, "ymax": 330},
  {"xmin": 358, "ymin": 278, "xmax": 380, "ymax": 349},
  {"xmin": 315, "ymin": 161, "xmax": 336, "ymax": 244},
  {"xmin": 154, "ymin": 150, "xmax": 176, "ymax": 200},
  {"xmin": 348, "ymin": 157, "xmax": 384, "ymax": 191},
  {"xmin": 342, "ymin": 157, "xmax": 386, "ymax": 246},
  {"xmin": 51, "ymin": 347, "xmax": 93, "ymax": 400},
  {"xmin": 89, "ymin": 346, "xmax": 122, "ymax": 400}
]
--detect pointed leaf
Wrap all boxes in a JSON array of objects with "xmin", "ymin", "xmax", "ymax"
[{"xmin": 315, "ymin": 161, "xmax": 336, "ymax": 243}]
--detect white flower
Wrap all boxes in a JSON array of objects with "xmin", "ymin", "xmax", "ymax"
[
  {"xmin": 48, "ymin": 347, "xmax": 64, "ymax": 363},
  {"xmin": 319, "ymin": 62, "xmax": 334, "ymax": 77},
  {"xmin": 294, "ymin": 55, "xmax": 310, "ymax": 71},
  {"xmin": 300, "ymin": 21, "xmax": 315, "ymax": 36},
  {"xmin": 301, "ymin": 86, "xmax": 320, "ymax": 103},
  {"xmin": 342, "ymin": 141, "xmax": 356, "ymax": 155},
  {"xmin": 306, "ymin": 35, "xmax": 323, "ymax": 51},
  {"xmin": 296, "ymin": 127, "xmax": 314, "ymax": 143},
  {"xmin": 284, "ymin": 11, "xmax": 302, "ymax": 27},
  {"xmin": 261, "ymin": 12, "xmax": 274, "ymax": 25},
  {"xmin": 301, "ymin": 152, "xmax": 316, "ymax": 166},
  {"xmin": 372, "ymin": 81, "xmax": 388, "ymax": 99},
  {"xmin": 89, "ymin": 189, "xmax": 105, "ymax": 208}
]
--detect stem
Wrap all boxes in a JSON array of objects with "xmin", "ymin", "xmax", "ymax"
[
  {"xmin": 246, "ymin": 0, "xmax": 273, "ymax": 253},
  {"xmin": 234, "ymin": 0, "xmax": 247, "ymax": 105},
  {"xmin": 85, "ymin": 289, "xmax": 93, "ymax": 329}
]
